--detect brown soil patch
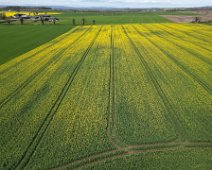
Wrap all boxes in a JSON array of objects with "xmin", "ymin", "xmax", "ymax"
[
  {"xmin": 162, "ymin": 15, "xmax": 196, "ymax": 23},
  {"xmin": 162, "ymin": 10, "xmax": 212, "ymax": 23}
]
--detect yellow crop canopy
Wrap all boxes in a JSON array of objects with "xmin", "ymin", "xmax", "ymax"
[{"xmin": 3, "ymin": 11, "xmax": 61, "ymax": 17}]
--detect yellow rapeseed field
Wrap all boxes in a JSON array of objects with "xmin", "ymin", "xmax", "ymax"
[
  {"xmin": 0, "ymin": 24, "xmax": 211, "ymax": 170},
  {"xmin": 2, "ymin": 11, "xmax": 61, "ymax": 17}
]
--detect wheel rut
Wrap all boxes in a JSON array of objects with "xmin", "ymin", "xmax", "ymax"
[
  {"xmin": 51, "ymin": 141, "xmax": 212, "ymax": 170},
  {"xmin": 106, "ymin": 25, "xmax": 123, "ymax": 149}
]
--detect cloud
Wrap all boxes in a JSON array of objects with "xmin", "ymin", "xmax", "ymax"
[{"xmin": 0, "ymin": 0, "xmax": 212, "ymax": 8}]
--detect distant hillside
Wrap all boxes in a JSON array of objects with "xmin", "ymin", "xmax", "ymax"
[{"xmin": 0, "ymin": 6, "xmax": 52, "ymax": 11}]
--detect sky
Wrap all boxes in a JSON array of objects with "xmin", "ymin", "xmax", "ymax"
[{"xmin": 0, "ymin": 0, "xmax": 212, "ymax": 8}]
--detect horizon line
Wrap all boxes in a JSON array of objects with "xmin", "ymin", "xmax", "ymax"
[{"xmin": 1, "ymin": 4, "xmax": 212, "ymax": 9}]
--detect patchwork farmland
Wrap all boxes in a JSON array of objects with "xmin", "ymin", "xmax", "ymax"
[{"xmin": 0, "ymin": 24, "xmax": 212, "ymax": 170}]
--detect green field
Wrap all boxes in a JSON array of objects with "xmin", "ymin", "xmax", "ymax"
[
  {"xmin": 57, "ymin": 11, "xmax": 172, "ymax": 25},
  {"xmin": 56, "ymin": 10, "xmax": 200, "ymax": 25},
  {"xmin": 2, "ymin": 10, "xmax": 192, "ymax": 25},
  {"xmin": 0, "ymin": 22, "xmax": 211, "ymax": 170},
  {"xmin": 0, "ymin": 9, "xmax": 200, "ymax": 26},
  {"xmin": 0, "ymin": 25, "xmax": 72, "ymax": 64}
]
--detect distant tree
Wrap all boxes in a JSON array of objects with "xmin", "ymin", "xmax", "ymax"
[
  {"xmin": 195, "ymin": 17, "xmax": 200, "ymax": 23},
  {"xmin": 82, "ymin": 18, "xmax": 85, "ymax": 25},
  {"xmin": 1, "ymin": 12, "xmax": 6, "ymax": 20},
  {"xmin": 20, "ymin": 18, "xmax": 24, "ymax": 25},
  {"xmin": 73, "ymin": 18, "xmax": 76, "ymax": 25},
  {"xmin": 7, "ymin": 20, "xmax": 11, "ymax": 24},
  {"xmin": 34, "ymin": 11, "xmax": 38, "ymax": 15},
  {"xmin": 41, "ymin": 17, "xmax": 44, "ymax": 25}
]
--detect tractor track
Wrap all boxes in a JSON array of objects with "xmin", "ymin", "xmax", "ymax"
[
  {"xmin": 52, "ymin": 149, "xmax": 121, "ymax": 170},
  {"xmin": 76, "ymin": 144, "xmax": 212, "ymax": 170},
  {"xmin": 51, "ymin": 141, "xmax": 212, "ymax": 170},
  {"xmin": 121, "ymin": 25, "xmax": 184, "ymax": 140},
  {"xmin": 0, "ymin": 26, "xmax": 81, "ymax": 75},
  {"xmin": 150, "ymin": 25, "xmax": 212, "ymax": 65},
  {"xmin": 14, "ymin": 26, "xmax": 103, "ymax": 170},
  {"xmin": 106, "ymin": 25, "xmax": 123, "ymax": 149},
  {"xmin": 0, "ymin": 26, "xmax": 92, "ymax": 110},
  {"xmin": 133, "ymin": 26, "xmax": 212, "ymax": 95},
  {"xmin": 75, "ymin": 146, "xmax": 179, "ymax": 170}
]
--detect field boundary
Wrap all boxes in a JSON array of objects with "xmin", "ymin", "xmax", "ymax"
[{"xmin": 0, "ymin": 26, "xmax": 80, "ymax": 74}]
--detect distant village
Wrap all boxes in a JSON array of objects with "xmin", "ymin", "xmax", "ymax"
[
  {"xmin": 0, "ymin": 6, "xmax": 59, "ymax": 24},
  {"xmin": 0, "ymin": 6, "xmax": 212, "ymax": 24}
]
